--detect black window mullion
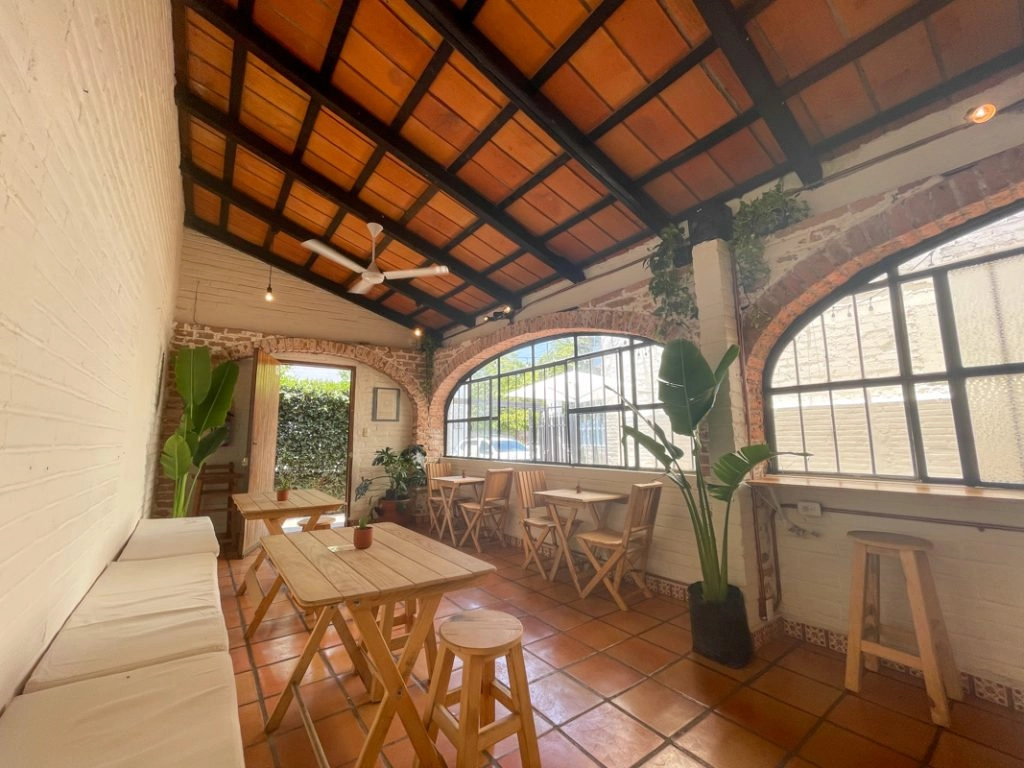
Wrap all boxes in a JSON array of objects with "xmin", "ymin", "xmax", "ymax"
[{"xmin": 888, "ymin": 272, "xmax": 928, "ymax": 480}]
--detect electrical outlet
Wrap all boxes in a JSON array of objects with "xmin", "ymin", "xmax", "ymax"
[{"xmin": 797, "ymin": 500, "xmax": 822, "ymax": 517}]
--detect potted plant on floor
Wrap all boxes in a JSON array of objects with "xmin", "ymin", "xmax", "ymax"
[
  {"xmin": 354, "ymin": 444, "xmax": 427, "ymax": 524},
  {"xmin": 622, "ymin": 339, "xmax": 797, "ymax": 667}
]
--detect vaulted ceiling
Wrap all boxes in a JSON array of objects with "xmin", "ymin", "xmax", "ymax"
[{"xmin": 171, "ymin": 0, "xmax": 1024, "ymax": 334}]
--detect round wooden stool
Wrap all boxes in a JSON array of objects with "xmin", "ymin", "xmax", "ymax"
[
  {"xmin": 419, "ymin": 609, "xmax": 540, "ymax": 768},
  {"xmin": 845, "ymin": 530, "xmax": 960, "ymax": 726}
]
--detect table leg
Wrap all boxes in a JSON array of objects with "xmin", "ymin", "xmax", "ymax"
[
  {"xmin": 351, "ymin": 596, "xmax": 445, "ymax": 768},
  {"xmin": 265, "ymin": 606, "xmax": 336, "ymax": 732},
  {"xmin": 236, "ymin": 518, "xmax": 287, "ymax": 596},
  {"xmin": 245, "ymin": 573, "xmax": 284, "ymax": 639},
  {"xmin": 549, "ymin": 505, "xmax": 583, "ymax": 595}
]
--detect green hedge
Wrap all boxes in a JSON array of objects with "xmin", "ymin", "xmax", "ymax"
[{"xmin": 275, "ymin": 373, "xmax": 350, "ymax": 500}]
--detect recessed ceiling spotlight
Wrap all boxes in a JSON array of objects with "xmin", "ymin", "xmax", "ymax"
[
  {"xmin": 413, "ymin": 327, "xmax": 423, "ymax": 337},
  {"xmin": 966, "ymin": 103, "xmax": 997, "ymax": 124}
]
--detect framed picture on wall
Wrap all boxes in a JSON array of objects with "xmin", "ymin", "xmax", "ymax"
[{"xmin": 372, "ymin": 387, "xmax": 400, "ymax": 421}]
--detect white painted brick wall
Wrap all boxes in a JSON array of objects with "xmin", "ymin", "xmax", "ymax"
[{"xmin": 0, "ymin": 0, "xmax": 181, "ymax": 704}]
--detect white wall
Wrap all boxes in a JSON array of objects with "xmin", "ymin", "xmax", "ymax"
[{"xmin": 0, "ymin": 0, "xmax": 181, "ymax": 704}]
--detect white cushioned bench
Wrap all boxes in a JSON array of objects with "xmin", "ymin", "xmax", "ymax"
[
  {"xmin": 118, "ymin": 516, "xmax": 220, "ymax": 561},
  {"xmin": 0, "ymin": 652, "xmax": 243, "ymax": 767}
]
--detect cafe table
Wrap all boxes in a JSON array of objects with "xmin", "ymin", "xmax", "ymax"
[
  {"xmin": 533, "ymin": 488, "xmax": 627, "ymax": 595},
  {"xmin": 231, "ymin": 488, "xmax": 346, "ymax": 600},
  {"xmin": 433, "ymin": 474, "xmax": 484, "ymax": 546},
  {"xmin": 256, "ymin": 523, "xmax": 494, "ymax": 768}
]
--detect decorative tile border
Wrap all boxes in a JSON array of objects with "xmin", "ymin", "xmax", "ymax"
[{"xmin": 783, "ymin": 618, "xmax": 1024, "ymax": 714}]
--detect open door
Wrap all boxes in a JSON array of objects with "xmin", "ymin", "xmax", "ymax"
[{"xmin": 242, "ymin": 349, "xmax": 281, "ymax": 554}]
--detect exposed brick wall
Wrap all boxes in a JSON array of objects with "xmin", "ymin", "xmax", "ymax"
[{"xmin": 0, "ymin": 0, "xmax": 181, "ymax": 703}]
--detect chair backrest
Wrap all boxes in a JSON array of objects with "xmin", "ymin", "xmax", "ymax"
[
  {"xmin": 426, "ymin": 462, "xmax": 453, "ymax": 494},
  {"xmin": 514, "ymin": 470, "xmax": 547, "ymax": 515},
  {"xmin": 481, "ymin": 468, "xmax": 515, "ymax": 503},
  {"xmin": 622, "ymin": 482, "xmax": 663, "ymax": 541}
]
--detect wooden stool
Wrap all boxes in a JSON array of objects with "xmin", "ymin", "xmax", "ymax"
[
  {"xmin": 419, "ymin": 610, "xmax": 540, "ymax": 768},
  {"xmin": 845, "ymin": 530, "xmax": 960, "ymax": 726},
  {"xmin": 296, "ymin": 515, "xmax": 335, "ymax": 531}
]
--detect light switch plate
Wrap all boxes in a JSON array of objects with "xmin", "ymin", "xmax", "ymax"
[{"xmin": 797, "ymin": 500, "xmax": 822, "ymax": 517}]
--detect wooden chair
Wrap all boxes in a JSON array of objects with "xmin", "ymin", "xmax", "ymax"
[
  {"xmin": 845, "ymin": 530, "xmax": 960, "ymax": 726},
  {"xmin": 576, "ymin": 482, "xmax": 662, "ymax": 610},
  {"xmin": 458, "ymin": 468, "xmax": 514, "ymax": 552},
  {"xmin": 514, "ymin": 470, "xmax": 559, "ymax": 578},
  {"xmin": 425, "ymin": 461, "xmax": 453, "ymax": 537}
]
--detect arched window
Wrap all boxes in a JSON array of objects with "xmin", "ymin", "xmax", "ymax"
[
  {"xmin": 445, "ymin": 334, "xmax": 693, "ymax": 469},
  {"xmin": 766, "ymin": 208, "xmax": 1024, "ymax": 488}
]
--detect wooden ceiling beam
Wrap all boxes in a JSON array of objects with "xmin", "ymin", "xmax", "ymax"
[
  {"xmin": 694, "ymin": 0, "xmax": 821, "ymax": 184},
  {"xmin": 529, "ymin": 0, "xmax": 629, "ymax": 85},
  {"xmin": 404, "ymin": 0, "xmax": 671, "ymax": 233},
  {"xmin": 178, "ymin": 89, "xmax": 523, "ymax": 310},
  {"xmin": 184, "ymin": 214, "xmax": 432, "ymax": 333},
  {"xmin": 179, "ymin": 0, "xmax": 584, "ymax": 285},
  {"xmin": 183, "ymin": 162, "xmax": 476, "ymax": 328}
]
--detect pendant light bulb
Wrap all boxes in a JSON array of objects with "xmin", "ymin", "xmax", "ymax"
[{"xmin": 265, "ymin": 265, "xmax": 274, "ymax": 302}]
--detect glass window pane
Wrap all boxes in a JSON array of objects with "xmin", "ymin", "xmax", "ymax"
[
  {"xmin": 533, "ymin": 338, "xmax": 575, "ymax": 364},
  {"xmin": 855, "ymin": 287, "xmax": 899, "ymax": 378},
  {"xmin": 901, "ymin": 278, "xmax": 945, "ymax": 374},
  {"xmin": 822, "ymin": 296, "xmax": 862, "ymax": 382},
  {"xmin": 498, "ymin": 348, "xmax": 530, "ymax": 374},
  {"xmin": 951, "ymin": 254, "xmax": 1024, "ymax": 367},
  {"xmin": 967, "ymin": 375, "xmax": 1024, "ymax": 484},
  {"xmin": 449, "ymin": 383, "xmax": 469, "ymax": 420},
  {"xmin": 793, "ymin": 317, "xmax": 828, "ymax": 385},
  {"xmin": 578, "ymin": 334, "xmax": 631, "ymax": 354},
  {"xmin": 899, "ymin": 208, "xmax": 1024, "ymax": 275},
  {"xmin": 866, "ymin": 386, "xmax": 914, "ymax": 476},
  {"xmin": 915, "ymin": 382, "xmax": 961, "ymax": 479},
  {"xmin": 832, "ymin": 388, "xmax": 872, "ymax": 474},
  {"xmin": 472, "ymin": 360, "xmax": 498, "ymax": 379},
  {"xmin": 470, "ymin": 380, "xmax": 493, "ymax": 417},
  {"xmin": 799, "ymin": 391, "xmax": 837, "ymax": 472},
  {"xmin": 770, "ymin": 342, "xmax": 798, "ymax": 389},
  {"xmin": 771, "ymin": 394, "xmax": 806, "ymax": 471}
]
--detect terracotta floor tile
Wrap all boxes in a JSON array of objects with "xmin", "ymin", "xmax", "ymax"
[
  {"xmin": 799, "ymin": 722, "xmax": 918, "ymax": 768},
  {"xmin": 256, "ymin": 653, "xmax": 331, "ymax": 698},
  {"xmin": 483, "ymin": 579, "xmax": 536, "ymax": 600},
  {"xmin": 755, "ymin": 636, "xmax": 800, "ymax": 661},
  {"xmin": 716, "ymin": 687, "xmax": 818, "ymax": 749},
  {"xmin": 639, "ymin": 624, "xmax": 693, "ymax": 654},
  {"xmin": 238, "ymin": 701, "xmax": 268, "ymax": 747},
  {"xmin": 637, "ymin": 745, "xmax": 707, "ymax": 767},
  {"xmin": 827, "ymin": 695, "xmax": 937, "ymax": 759},
  {"xmin": 783, "ymin": 759, "xmax": 818, "ymax": 768},
  {"xmin": 634, "ymin": 597, "xmax": 687, "ymax": 621},
  {"xmin": 567, "ymin": 653, "xmax": 646, "ymax": 697},
  {"xmin": 563, "ymin": 702, "xmax": 664, "ymax": 768},
  {"xmin": 667, "ymin": 612, "xmax": 692, "ymax": 630},
  {"xmin": 246, "ymin": 614, "xmax": 310, "ymax": 644},
  {"xmin": 498, "ymin": 729, "xmax": 602, "ymax": 768},
  {"xmin": 520, "ymin": 648, "xmax": 557, "ymax": 681},
  {"xmin": 930, "ymin": 732, "xmax": 1024, "ymax": 768},
  {"xmin": 690, "ymin": 652, "xmax": 769, "ymax": 681},
  {"xmin": 751, "ymin": 666, "xmax": 842, "ymax": 716},
  {"xmin": 534, "ymin": 603, "xmax": 592, "ymax": 631},
  {"xmin": 527, "ymin": 633, "xmax": 595, "ymax": 667},
  {"xmin": 541, "ymin": 581, "xmax": 587, "ymax": 603},
  {"xmin": 505, "ymin": 591, "xmax": 562, "ymax": 614},
  {"xmin": 605, "ymin": 636, "xmax": 680, "ymax": 675},
  {"xmin": 243, "ymin": 740, "xmax": 275, "ymax": 768},
  {"xmin": 231, "ymin": 645, "xmax": 253, "ymax": 674},
  {"xmin": 613, "ymin": 679, "xmax": 705, "ymax": 737},
  {"xmin": 251, "ymin": 632, "xmax": 312, "ymax": 668},
  {"xmin": 447, "ymin": 586, "xmax": 504, "ymax": 610},
  {"xmin": 518, "ymin": 614, "xmax": 558, "ymax": 644},
  {"xmin": 601, "ymin": 610, "xmax": 662, "ymax": 636},
  {"xmin": 855, "ymin": 670, "xmax": 935, "ymax": 722},
  {"xmin": 236, "ymin": 669, "xmax": 259, "ymax": 706},
  {"xmin": 655, "ymin": 658, "xmax": 739, "ymax": 707},
  {"xmin": 675, "ymin": 713, "xmax": 785, "ymax": 768},
  {"xmin": 567, "ymin": 595, "xmax": 620, "ymax": 618},
  {"xmin": 528, "ymin": 671, "xmax": 603, "ymax": 725},
  {"xmin": 777, "ymin": 646, "xmax": 846, "ymax": 688},
  {"xmin": 574, "ymin": 618, "xmax": 631, "ymax": 650},
  {"xmin": 948, "ymin": 701, "xmax": 1024, "ymax": 759}
]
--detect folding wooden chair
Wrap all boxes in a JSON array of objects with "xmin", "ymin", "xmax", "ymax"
[
  {"xmin": 576, "ymin": 482, "xmax": 662, "ymax": 610},
  {"xmin": 458, "ymin": 468, "xmax": 514, "ymax": 552},
  {"xmin": 514, "ymin": 470, "xmax": 559, "ymax": 578},
  {"xmin": 425, "ymin": 462, "xmax": 453, "ymax": 537}
]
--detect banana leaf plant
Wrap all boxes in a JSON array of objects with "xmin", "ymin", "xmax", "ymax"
[
  {"xmin": 161, "ymin": 347, "xmax": 239, "ymax": 518},
  {"xmin": 622, "ymin": 339, "xmax": 797, "ymax": 604}
]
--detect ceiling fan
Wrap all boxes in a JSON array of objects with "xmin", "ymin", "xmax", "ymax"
[{"xmin": 302, "ymin": 222, "xmax": 449, "ymax": 295}]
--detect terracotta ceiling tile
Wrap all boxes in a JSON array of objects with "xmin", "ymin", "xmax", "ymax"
[
  {"xmin": 702, "ymin": 50, "xmax": 753, "ymax": 112},
  {"xmin": 512, "ymin": 0, "xmax": 593, "ymax": 52},
  {"xmin": 240, "ymin": 57, "xmax": 309, "ymax": 152},
  {"xmin": 288, "ymin": 181, "xmax": 339, "ymax": 219},
  {"xmin": 621, "ymin": 98, "xmax": 695, "ymax": 161},
  {"xmin": 796, "ymin": 64, "xmax": 877, "ymax": 140},
  {"xmin": 521, "ymin": 183, "xmax": 580, "ymax": 226},
  {"xmin": 566, "ymin": 219, "xmax": 616, "ymax": 253},
  {"xmin": 449, "ymin": 51, "xmax": 508, "ymax": 109},
  {"xmin": 595, "ymin": 124, "xmax": 661, "ymax": 178},
  {"xmin": 660, "ymin": 65, "xmax": 738, "ymax": 140},
  {"xmin": 589, "ymin": 203, "xmax": 644, "ymax": 241},
  {"xmin": 350, "ymin": 0, "xmax": 439, "ymax": 77},
  {"xmin": 329, "ymin": 61, "xmax": 401, "ymax": 124},
  {"xmin": 232, "ymin": 147, "xmax": 285, "ymax": 207},
  {"xmin": 642, "ymin": 172, "xmax": 698, "ymax": 216},
  {"xmin": 451, "ymin": 242, "xmax": 496, "ymax": 272},
  {"xmin": 191, "ymin": 143, "xmax": 226, "ymax": 179},
  {"xmin": 409, "ymin": 94, "xmax": 479, "ymax": 152},
  {"xmin": 380, "ymin": 292, "xmax": 419, "ymax": 315},
  {"xmin": 373, "ymin": 0, "xmax": 444, "ymax": 48},
  {"xmin": 302, "ymin": 145, "xmax": 365, "ymax": 192},
  {"xmin": 606, "ymin": 0, "xmax": 688, "ymax": 80},
  {"xmin": 331, "ymin": 215, "xmax": 373, "ymax": 259},
  {"xmin": 459, "ymin": 231, "xmax": 509, "ymax": 264},
  {"xmin": 456, "ymin": 158, "xmax": 517, "ymax": 203},
  {"xmin": 227, "ymin": 206, "xmax": 270, "ymax": 245},
  {"xmin": 544, "ymin": 163, "xmax": 605, "ymax": 210},
  {"xmin": 546, "ymin": 230, "xmax": 596, "ymax": 261},
  {"xmin": 785, "ymin": 94, "xmax": 824, "ymax": 145},
  {"xmin": 498, "ymin": 253, "xmax": 554, "ymax": 285},
  {"xmin": 405, "ymin": 215, "xmax": 454, "ymax": 248},
  {"xmin": 748, "ymin": 119, "xmax": 786, "ymax": 165},
  {"xmin": 252, "ymin": 0, "xmax": 342, "ymax": 70},
  {"xmin": 335, "ymin": 31, "xmax": 415, "ymax": 110},
  {"xmin": 829, "ymin": 0, "xmax": 915, "ymax": 40},
  {"xmin": 428, "ymin": 61, "xmax": 505, "ymax": 132},
  {"xmin": 186, "ymin": 12, "xmax": 233, "ymax": 70},
  {"xmin": 191, "ymin": 184, "xmax": 222, "ymax": 224},
  {"xmin": 706, "ymin": 127, "xmax": 773, "ymax": 183},
  {"xmin": 310, "ymin": 249, "xmax": 356, "ymax": 281},
  {"xmin": 376, "ymin": 156, "xmax": 430, "ymax": 198},
  {"xmin": 542, "ymin": 65, "xmax": 613, "ymax": 132},
  {"xmin": 400, "ymin": 118, "xmax": 462, "ymax": 166},
  {"xmin": 751, "ymin": 0, "xmax": 846, "ymax": 80},
  {"xmin": 469, "ymin": 135, "xmax": 533, "ymax": 183},
  {"xmin": 673, "ymin": 152, "xmax": 731, "ymax": 200},
  {"xmin": 661, "ymin": 0, "xmax": 711, "ymax": 47},
  {"xmin": 474, "ymin": 0, "xmax": 555, "ymax": 76},
  {"xmin": 357, "ymin": 187, "xmax": 406, "ymax": 221},
  {"xmin": 930, "ymin": 0, "xmax": 1024, "ymax": 78},
  {"xmin": 424, "ymin": 191, "xmax": 477, "ymax": 229},
  {"xmin": 490, "ymin": 116, "xmax": 560, "ymax": 173},
  {"xmin": 190, "ymin": 119, "xmax": 227, "ymax": 172},
  {"xmin": 858, "ymin": 25, "xmax": 942, "ymax": 111},
  {"xmin": 270, "ymin": 231, "xmax": 312, "ymax": 265},
  {"xmin": 569, "ymin": 28, "xmax": 648, "ymax": 110},
  {"xmin": 472, "ymin": 225, "xmax": 518, "ymax": 257},
  {"xmin": 506, "ymin": 197, "xmax": 559, "ymax": 235},
  {"xmin": 187, "ymin": 56, "xmax": 230, "ymax": 112}
]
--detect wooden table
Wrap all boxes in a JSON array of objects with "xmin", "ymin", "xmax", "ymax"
[
  {"xmin": 434, "ymin": 475, "xmax": 484, "ymax": 546},
  {"xmin": 534, "ymin": 488, "xmax": 627, "ymax": 595},
  {"xmin": 231, "ymin": 488, "xmax": 346, "ymax": 600},
  {"xmin": 256, "ymin": 523, "xmax": 494, "ymax": 768}
]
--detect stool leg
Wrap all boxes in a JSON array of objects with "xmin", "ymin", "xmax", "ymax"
[
  {"xmin": 915, "ymin": 551, "xmax": 962, "ymax": 702},
  {"xmin": 481, "ymin": 659, "xmax": 496, "ymax": 726},
  {"xmin": 901, "ymin": 549, "xmax": 951, "ymax": 727},
  {"xmin": 415, "ymin": 644, "xmax": 455, "ymax": 768},
  {"xmin": 458, "ymin": 656, "xmax": 485, "ymax": 768},
  {"xmin": 506, "ymin": 643, "xmax": 541, "ymax": 767},
  {"xmin": 863, "ymin": 552, "xmax": 880, "ymax": 673},
  {"xmin": 845, "ymin": 542, "xmax": 868, "ymax": 692}
]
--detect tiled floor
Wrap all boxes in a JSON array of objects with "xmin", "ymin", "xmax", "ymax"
[{"xmin": 221, "ymin": 542, "xmax": 1024, "ymax": 768}]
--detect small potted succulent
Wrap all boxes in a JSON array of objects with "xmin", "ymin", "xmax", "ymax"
[
  {"xmin": 352, "ymin": 514, "xmax": 373, "ymax": 549},
  {"xmin": 276, "ymin": 472, "xmax": 292, "ymax": 502}
]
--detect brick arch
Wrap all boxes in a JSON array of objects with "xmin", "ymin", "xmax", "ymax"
[
  {"xmin": 742, "ymin": 146, "xmax": 1024, "ymax": 444},
  {"xmin": 424, "ymin": 309, "xmax": 665, "ymax": 456}
]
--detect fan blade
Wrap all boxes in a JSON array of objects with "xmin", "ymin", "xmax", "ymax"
[
  {"xmin": 381, "ymin": 265, "xmax": 451, "ymax": 280},
  {"xmin": 348, "ymin": 278, "xmax": 375, "ymax": 295},
  {"xmin": 302, "ymin": 240, "xmax": 366, "ymax": 274}
]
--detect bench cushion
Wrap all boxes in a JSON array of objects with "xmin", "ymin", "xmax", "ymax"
[
  {"xmin": 118, "ymin": 516, "xmax": 220, "ymax": 561},
  {"xmin": 0, "ymin": 653, "xmax": 244, "ymax": 767}
]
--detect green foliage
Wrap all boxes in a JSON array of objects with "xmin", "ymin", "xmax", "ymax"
[
  {"xmin": 732, "ymin": 182, "xmax": 810, "ymax": 293},
  {"xmin": 621, "ymin": 339, "xmax": 800, "ymax": 604},
  {"xmin": 419, "ymin": 335, "xmax": 439, "ymax": 396},
  {"xmin": 644, "ymin": 224, "xmax": 697, "ymax": 329},
  {"xmin": 161, "ymin": 347, "xmax": 239, "ymax": 518},
  {"xmin": 275, "ymin": 371, "xmax": 350, "ymax": 499},
  {"xmin": 354, "ymin": 444, "xmax": 426, "ymax": 503}
]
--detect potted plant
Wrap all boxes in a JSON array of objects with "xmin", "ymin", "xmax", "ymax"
[
  {"xmin": 276, "ymin": 473, "xmax": 292, "ymax": 502},
  {"xmin": 161, "ymin": 346, "xmax": 239, "ymax": 518},
  {"xmin": 622, "ymin": 339, "xmax": 796, "ymax": 667},
  {"xmin": 353, "ymin": 514, "xmax": 373, "ymax": 549},
  {"xmin": 354, "ymin": 444, "xmax": 426, "ymax": 523}
]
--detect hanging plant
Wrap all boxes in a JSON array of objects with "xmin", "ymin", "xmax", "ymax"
[
  {"xmin": 419, "ymin": 334, "xmax": 439, "ymax": 396},
  {"xmin": 731, "ymin": 182, "xmax": 810, "ymax": 293},
  {"xmin": 644, "ymin": 224, "xmax": 697, "ymax": 330}
]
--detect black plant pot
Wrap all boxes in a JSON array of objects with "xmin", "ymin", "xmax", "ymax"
[{"xmin": 688, "ymin": 582, "xmax": 754, "ymax": 669}]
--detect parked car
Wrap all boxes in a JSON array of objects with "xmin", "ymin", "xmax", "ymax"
[{"xmin": 458, "ymin": 437, "xmax": 531, "ymax": 461}]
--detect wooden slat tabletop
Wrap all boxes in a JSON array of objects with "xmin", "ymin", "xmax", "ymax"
[
  {"xmin": 232, "ymin": 488, "xmax": 346, "ymax": 520},
  {"xmin": 260, "ymin": 523, "xmax": 495, "ymax": 609}
]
